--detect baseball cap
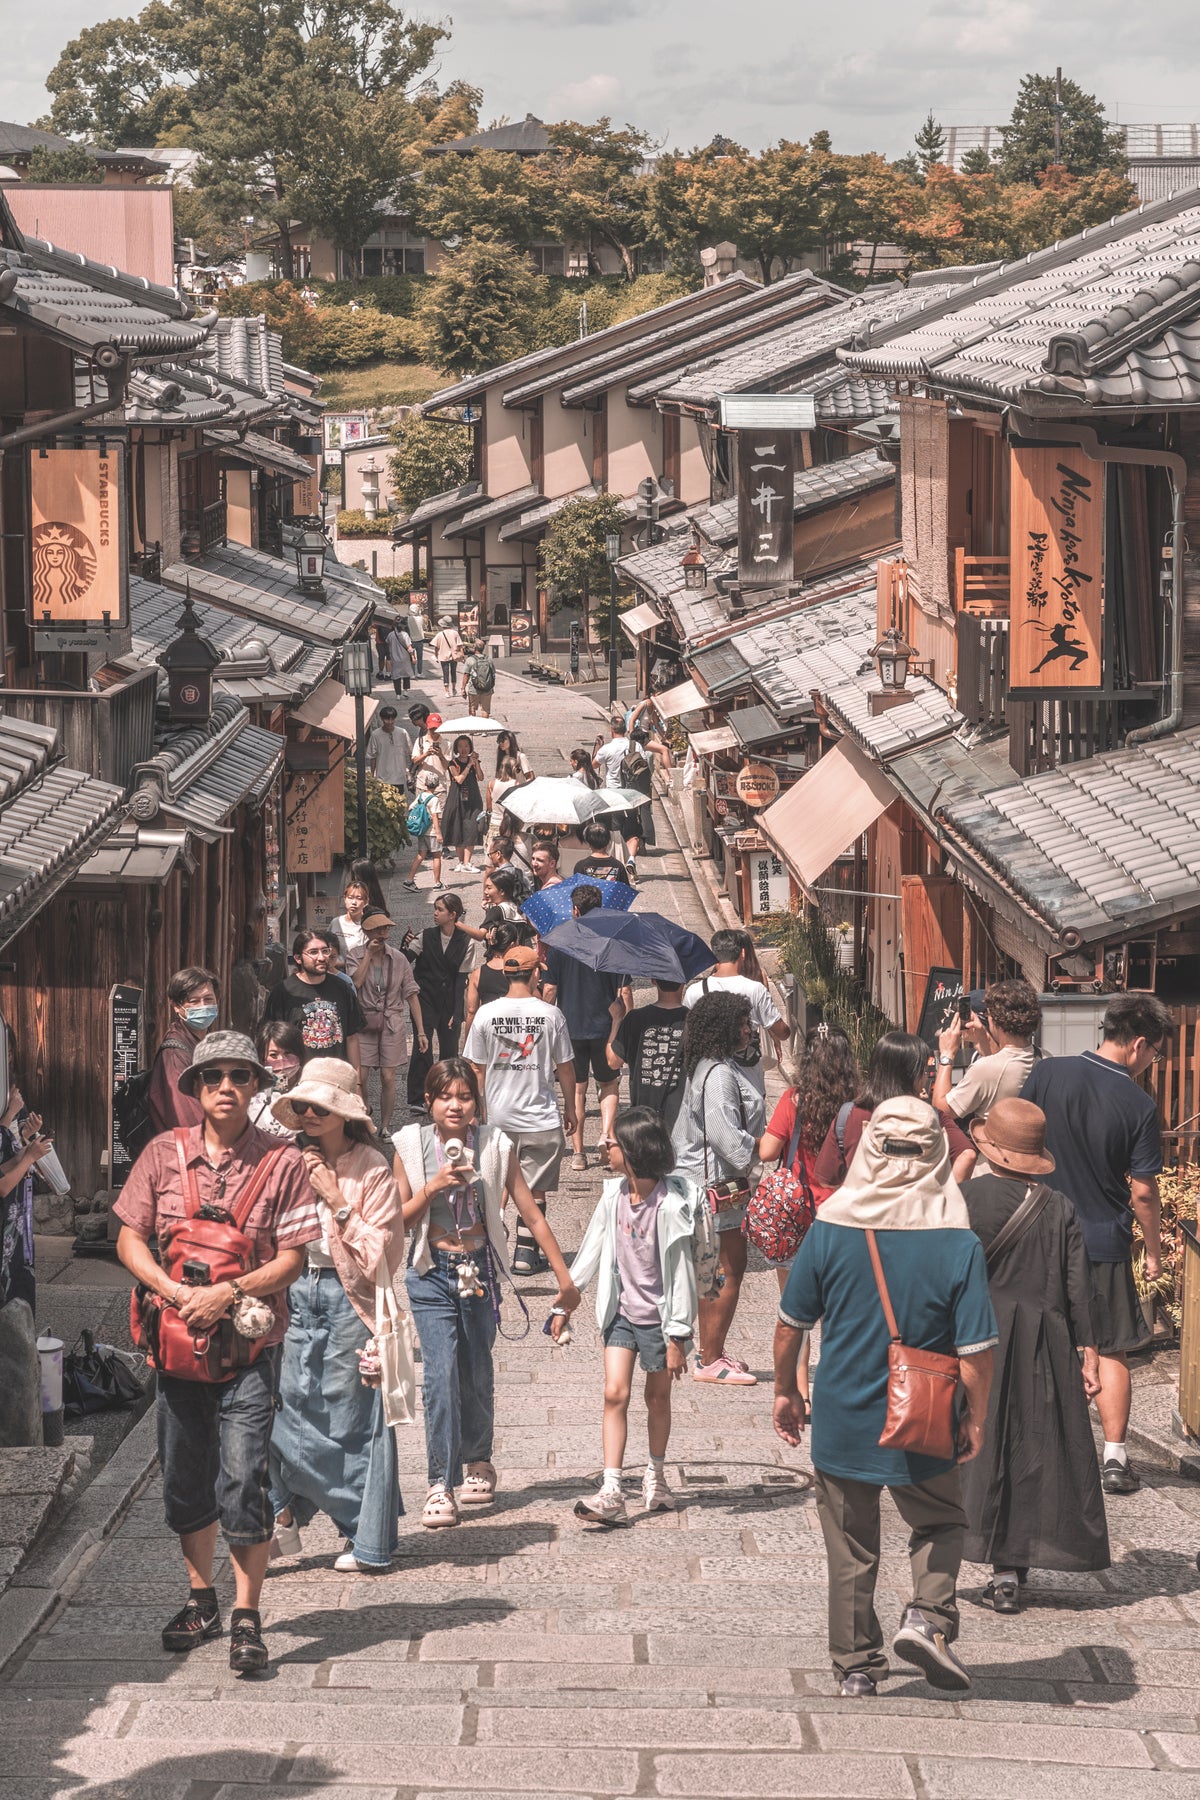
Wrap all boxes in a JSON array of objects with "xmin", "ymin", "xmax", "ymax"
[
  {"xmin": 426, "ymin": 712, "xmax": 443, "ymax": 730},
  {"xmin": 502, "ymin": 944, "xmax": 540, "ymax": 974}
]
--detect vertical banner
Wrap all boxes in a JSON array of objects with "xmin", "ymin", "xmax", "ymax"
[
  {"xmin": 738, "ymin": 431, "xmax": 794, "ymax": 590},
  {"xmin": 1008, "ymin": 444, "xmax": 1104, "ymax": 692},
  {"xmin": 108, "ymin": 984, "xmax": 144, "ymax": 1190},
  {"xmin": 508, "ymin": 607, "xmax": 533, "ymax": 654},
  {"xmin": 29, "ymin": 446, "xmax": 124, "ymax": 628}
]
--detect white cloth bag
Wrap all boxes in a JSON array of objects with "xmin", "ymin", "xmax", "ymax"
[{"xmin": 372, "ymin": 1259, "xmax": 417, "ymax": 1427}]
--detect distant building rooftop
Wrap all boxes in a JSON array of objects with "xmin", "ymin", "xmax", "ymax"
[{"xmin": 427, "ymin": 114, "xmax": 552, "ymax": 158}]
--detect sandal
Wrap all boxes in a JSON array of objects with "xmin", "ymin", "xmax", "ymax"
[
  {"xmin": 460, "ymin": 1461, "xmax": 497, "ymax": 1505},
  {"xmin": 421, "ymin": 1484, "xmax": 460, "ymax": 1530}
]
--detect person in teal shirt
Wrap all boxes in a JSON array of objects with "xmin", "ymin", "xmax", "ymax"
[{"xmin": 774, "ymin": 1095, "xmax": 997, "ymax": 1699}]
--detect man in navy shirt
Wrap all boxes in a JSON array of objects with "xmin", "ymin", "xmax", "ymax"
[{"xmin": 1022, "ymin": 992, "xmax": 1170, "ymax": 1496}]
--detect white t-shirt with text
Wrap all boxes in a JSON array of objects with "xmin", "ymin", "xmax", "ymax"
[{"xmin": 464, "ymin": 995, "xmax": 573, "ymax": 1133}]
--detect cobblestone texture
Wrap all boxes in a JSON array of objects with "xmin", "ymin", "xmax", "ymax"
[{"xmin": 2, "ymin": 665, "xmax": 1199, "ymax": 1794}]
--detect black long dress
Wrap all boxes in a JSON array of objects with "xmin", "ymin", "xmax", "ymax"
[
  {"xmin": 960, "ymin": 1172, "xmax": 1110, "ymax": 1572},
  {"xmin": 441, "ymin": 755, "xmax": 483, "ymax": 850},
  {"xmin": 406, "ymin": 925, "xmax": 471, "ymax": 1103}
]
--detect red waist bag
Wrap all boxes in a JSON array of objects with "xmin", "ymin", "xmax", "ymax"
[{"xmin": 130, "ymin": 1131, "xmax": 288, "ymax": 1383}]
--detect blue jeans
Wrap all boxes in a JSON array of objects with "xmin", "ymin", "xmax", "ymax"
[
  {"xmin": 413, "ymin": 642, "xmax": 424, "ymax": 674},
  {"xmin": 406, "ymin": 1250, "xmax": 496, "ymax": 1488},
  {"xmin": 269, "ymin": 1268, "xmax": 401, "ymax": 1567},
  {"xmin": 157, "ymin": 1345, "xmax": 280, "ymax": 1545}
]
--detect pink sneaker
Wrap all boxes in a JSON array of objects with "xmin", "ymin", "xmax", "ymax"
[{"xmin": 693, "ymin": 1355, "xmax": 758, "ymax": 1385}]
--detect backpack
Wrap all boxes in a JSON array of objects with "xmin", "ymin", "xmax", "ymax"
[
  {"xmin": 406, "ymin": 794, "xmax": 432, "ymax": 837},
  {"xmin": 744, "ymin": 1103, "xmax": 816, "ymax": 1265},
  {"xmin": 690, "ymin": 1185, "xmax": 724, "ymax": 1301},
  {"xmin": 130, "ymin": 1132, "xmax": 289, "ymax": 1383},
  {"xmin": 112, "ymin": 1033, "xmax": 191, "ymax": 1161},
  {"xmin": 620, "ymin": 746, "xmax": 650, "ymax": 788},
  {"xmin": 469, "ymin": 654, "xmax": 496, "ymax": 692}
]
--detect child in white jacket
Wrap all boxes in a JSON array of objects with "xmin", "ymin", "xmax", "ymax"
[{"xmin": 559, "ymin": 1106, "xmax": 700, "ymax": 1523}]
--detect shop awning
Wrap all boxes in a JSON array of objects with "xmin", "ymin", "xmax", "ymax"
[
  {"xmin": 652, "ymin": 678, "xmax": 706, "ymax": 719},
  {"xmin": 688, "ymin": 723, "xmax": 739, "ymax": 753},
  {"xmin": 292, "ymin": 676, "xmax": 378, "ymax": 741},
  {"xmin": 759, "ymin": 738, "xmax": 895, "ymax": 887},
  {"xmin": 619, "ymin": 602, "xmax": 663, "ymax": 642}
]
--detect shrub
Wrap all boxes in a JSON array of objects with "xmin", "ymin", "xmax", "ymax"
[
  {"xmin": 388, "ymin": 414, "xmax": 473, "ymax": 513},
  {"xmin": 306, "ymin": 307, "xmax": 419, "ymax": 372},
  {"xmin": 344, "ymin": 767, "xmax": 410, "ymax": 866},
  {"xmin": 315, "ymin": 276, "xmax": 422, "ymax": 316},
  {"xmin": 767, "ymin": 908, "xmax": 891, "ymax": 1075},
  {"xmin": 336, "ymin": 508, "xmax": 395, "ymax": 538},
  {"xmin": 377, "ymin": 573, "xmax": 414, "ymax": 605}
]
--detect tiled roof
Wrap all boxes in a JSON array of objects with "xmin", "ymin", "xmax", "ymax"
[
  {"xmin": 842, "ymin": 188, "xmax": 1200, "ymax": 408},
  {"xmin": 0, "ymin": 714, "xmax": 124, "ymax": 947},
  {"xmin": 207, "ymin": 429, "xmax": 315, "ymax": 481},
  {"xmin": 729, "ymin": 703, "xmax": 795, "ymax": 748},
  {"xmin": 428, "ymin": 114, "xmax": 552, "ymax": 157},
  {"xmin": 129, "ymin": 697, "xmax": 282, "ymax": 833},
  {"xmin": 0, "ymin": 120, "xmax": 156, "ymax": 170},
  {"xmin": 822, "ymin": 669, "xmax": 963, "ymax": 759},
  {"xmin": 128, "ymin": 576, "xmax": 335, "ymax": 701},
  {"xmin": 887, "ymin": 734, "xmax": 1021, "ymax": 821},
  {"xmin": 393, "ymin": 482, "xmax": 482, "ymax": 534},
  {"xmin": 194, "ymin": 317, "xmax": 286, "ymax": 403},
  {"xmin": 642, "ymin": 279, "xmax": 976, "ymax": 412},
  {"xmin": 124, "ymin": 363, "xmax": 241, "ymax": 425},
  {"xmin": 421, "ymin": 279, "xmax": 758, "ymax": 411},
  {"xmin": 0, "ymin": 237, "xmax": 209, "ymax": 360},
  {"xmin": 805, "ymin": 364, "xmax": 896, "ymax": 423},
  {"xmin": 496, "ymin": 486, "xmax": 641, "ymax": 543},
  {"xmin": 546, "ymin": 275, "xmax": 845, "ymax": 408},
  {"xmin": 443, "ymin": 484, "xmax": 542, "ymax": 538},
  {"xmin": 943, "ymin": 727, "xmax": 1200, "ymax": 941},
  {"xmin": 162, "ymin": 542, "xmax": 374, "ymax": 646}
]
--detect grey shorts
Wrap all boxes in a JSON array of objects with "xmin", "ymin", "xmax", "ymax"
[
  {"xmin": 1088, "ymin": 1254, "xmax": 1151, "ymax": 1356},
  {"xmin": 604, "ymin": 1311, "xmax": 668, "ymax": 1372},
  {"xmin": 514, "ymin": 1127, "xmax": 566, "ymax": 1195}
]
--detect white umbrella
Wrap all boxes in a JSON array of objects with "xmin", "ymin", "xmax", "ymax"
[
  {"xmin": 591, "ymin": 787, "xmax": 651, "ymax": 816},
  {"xmin": 432, "ymin": 715, "xmax": 507, "ymax": 736},
  {"xmin": 500, "ymin": 777, "xmax": 609, "ymax": 826}
]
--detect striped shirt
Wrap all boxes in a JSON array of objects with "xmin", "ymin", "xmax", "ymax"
[{"xmin": 113, "ymin": 1121, "xmax": 320, "ymax": 1345}]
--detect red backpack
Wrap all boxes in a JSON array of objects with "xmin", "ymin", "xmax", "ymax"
[
  {"xmin": 130, "ymin": 1130, "xmax": 290, "ymax": 1383},
  {"xmin": 743, "ymin": 1105, "xmax": 817, "ymax": 1266}
]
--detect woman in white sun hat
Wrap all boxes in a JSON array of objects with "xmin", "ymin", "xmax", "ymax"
[{"xmin": 268, "ymin": 1058, "xmax": 407, "ymax": 1572}]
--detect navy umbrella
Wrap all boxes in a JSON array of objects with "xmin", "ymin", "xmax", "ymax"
[
  {"xmin": 520, "ymin": 872, "xmax": 636, "ymax": 937},
  {"xmin": 542, "ymin": 909, "xmax": 714, "ymax": 983}
]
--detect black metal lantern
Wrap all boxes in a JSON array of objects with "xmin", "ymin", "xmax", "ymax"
[
  {"xmin": 160, "ymin": 590, "xmax": 221, "ymax": 725},
  {"xmin": 871, "ymin": 626, "xmax": 915, "ymax": 692},
  {"xmin": 681, "ymin": 547, "xmax": 708, "ymax": 591},
  {"xmin": 294, "ymin": 515, "xmax": 327, "ymax": 597}
]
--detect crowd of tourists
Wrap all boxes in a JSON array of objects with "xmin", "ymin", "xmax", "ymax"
[{"xmin": 111, "ymin": 656, "xmax": 1177, "ymax": 1697}]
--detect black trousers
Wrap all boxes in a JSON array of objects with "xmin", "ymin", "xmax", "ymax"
[{"xmin": 407, "ymin": 1003, "xmax": 459, "ymax": 1104}]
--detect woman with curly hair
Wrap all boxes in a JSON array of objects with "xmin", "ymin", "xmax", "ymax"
[{"xmin": 671, "ymin": 991, "xmax": 766, "ymax": 1386}]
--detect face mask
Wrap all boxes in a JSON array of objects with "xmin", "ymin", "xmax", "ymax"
[
  {"xmin": 271, "ymin": 1058, "xmax": 301, "ymax": 1087},
  {"xmin": 184, "ymin": 1004, "xmax": 218, "ymax": 1031}
]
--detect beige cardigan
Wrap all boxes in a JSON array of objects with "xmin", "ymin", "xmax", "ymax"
[{"xmin": 320, "ymin": 1140, "xmax": 407, "ymax": 1328}]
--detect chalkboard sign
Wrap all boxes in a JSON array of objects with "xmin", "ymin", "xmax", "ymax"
[
  {"xmin": 916, "ymin": 966, "xmax": 963, "ymax": 1056},
  {"xmin": 108, "ymin": 984, "xmax": 144, "ymax": 1188},
  {"xmin": 509, "ymin": 607, "xmax": 533, "ymax": 655}
]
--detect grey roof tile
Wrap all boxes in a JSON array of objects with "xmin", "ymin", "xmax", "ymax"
[
  {"xmin": 161, "ymin": 542, "xmax": 373, "ymax": 647},
  {"xmin": 0, "ymin": 239, "xmax": 209, "ymax": 360},
  {"xmin": 0, "ymin": 715, "xmax": 124, "ymax": 946}
]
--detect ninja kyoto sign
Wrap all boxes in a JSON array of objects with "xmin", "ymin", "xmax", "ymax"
[
  {"xmin": 1008, "ymin": 445, "xmax": 1104, "ymax": 693},
  {"xmin": 737, "ymin": 431, "xmax": 795, "ymax": 590}
]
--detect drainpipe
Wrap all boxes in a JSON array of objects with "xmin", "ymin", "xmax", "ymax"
[
  {"xmin": 0, "ymin": 360, "xmax": 131, "ymax": 454},
  {"xmin": 1018, "ymin": 418, "xmax": 1186, "ymax": 746}
]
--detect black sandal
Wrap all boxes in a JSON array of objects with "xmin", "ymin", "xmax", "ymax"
[
  {"xmin": 161, "ymin": 1594, "xmax": 222, "ymax": 1652},
  {"xmin": 985, "ymin": 1577, "xmax": 1020, "ymax": 1615}
]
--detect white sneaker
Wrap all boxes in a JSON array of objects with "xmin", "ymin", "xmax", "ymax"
[
  {"xmin": 642, "ymin": 1467, "xmax": 677, "ymax": 1513},
  {"xmin": 333, "ymin": 1540, "xmax": 369, "ymax": 1572},
  {"xmin": 273, "ymin": 1515, "xmax": 302, "ymax": 1556},
  {"xmin": 574, "ymin": 1485, "xmax": 628, "ymax": 1525}
]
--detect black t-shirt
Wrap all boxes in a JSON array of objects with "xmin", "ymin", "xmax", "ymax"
[
  {"xmin": 573, "ymin": 853, "xmax": 631, "ymax": 887},
  {"xmin": 1022, "ymin": 1051, "xmax": 1162, "ymax": 1262},
  {"xmin": 611, "ymin": 1003, "xmax": 688, "ymax": 1123},
  {"xmin": 264, "ymin": 974, "xmax": 366, "ymax": 1063}
]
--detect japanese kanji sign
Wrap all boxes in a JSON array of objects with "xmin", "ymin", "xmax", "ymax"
[
  {"xmin": 737, "ymin": 430, "xmax": 794, "ymax": 590},
  {"xmin": 29, "ymin": 446, "xmax": 124, "ymax": 628},
  {"xmin": 1008, "ymin": 445, "xmax": 1105, "ymax": 693}
]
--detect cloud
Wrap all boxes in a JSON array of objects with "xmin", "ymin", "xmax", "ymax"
[
  {"xmin": 484, "ymin": 0, "xmax": 659, "ymax": 21},
  {"xmin": 549, "ymin": 72, "xmax": 623, "ymax": 113}
]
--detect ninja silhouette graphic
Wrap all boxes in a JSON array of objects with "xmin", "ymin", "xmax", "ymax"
[{"xmin": 1030, "ymin": 620, "xmax": 1090, "ymax": 674}]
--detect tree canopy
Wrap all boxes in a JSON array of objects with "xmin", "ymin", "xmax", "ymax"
[
  {"xmin": 25, "ymin": 144, "xmax": 104, "ymax": 184},
  {"xmin": 417, "ymin": 240, "xmax": 546, "ymax": 377},
  {"xmin": 388, "ymin": 414, "xmax": 473, "ymax": 513},
  {"xmin": 538, "ymin": 493, "xmax": 627, "ymax": 612},
  {"xmin": 914, "ymin": 112, "xmax": 947, "ymax": 178},
  {"xmin": 995, "ymin": 72, "xmax": 1127, "ymax": 182}
]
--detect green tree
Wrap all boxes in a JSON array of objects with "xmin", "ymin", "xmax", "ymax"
[
  {"xmin": 171, "ymin": 182, "xmax": 243, "ymax": 261},
  {"xmin": 538, "ymin": 492, "xmax": 626, "ymax": 615},
  {"xmin": 25, "ymin": 143, "xmax": 104, "ymax": 184},
  {"xmin": 388, "ymin": 414, "xmax": 473, "ymax": 512},
  {"xmin": 541, "ymin": 118, "xmax": 656, "ymax": 280},
  {"xmin": 959, "ymin": 145, "xmax": 994, "ymax": 175},
  {"xmin": 41, "ymin": 16, "xmax": 191, "ymax": 146},
  {"xmin": 995, "ymin": 72, "xmax": 1127, "ymax": 182},
  {"xmin": 913, "ymin": 111, "xmax": 947, "ymax": 177},
  {"xmin": 417, "ymin": 239, "xmax": 545, "ymax": 376},
  {"xmin": 416, "ymin": 147, "xmax": 548, "ymax": 250}
]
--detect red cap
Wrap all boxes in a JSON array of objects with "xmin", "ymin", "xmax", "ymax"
[{"xmin": 426, "ymin": 712, "xmax": 443, "ymax": 729}]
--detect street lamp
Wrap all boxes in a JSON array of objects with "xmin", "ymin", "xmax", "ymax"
[
  {"xmin": 605, "ymin": 528, "xmax": 622, "ymax": 707},
  {"xmin": 294, "ymin": 516, "xmax": 327, "ymax": 597},
  {"xmin": 871, "ymin": 626, "xmax": 915, "ymax": 692},
  {"xmin": 341, "ymin": 639, "xmax": 374, "ymax": 858},
  {"xmin": 681, "ymin": 547, "xmax": 708, "ymax": 591}
]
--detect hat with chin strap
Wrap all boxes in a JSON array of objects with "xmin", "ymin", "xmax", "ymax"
[{"xmin": 177, "ymin": 1030, "xmax": 271, "ymax": 1096}]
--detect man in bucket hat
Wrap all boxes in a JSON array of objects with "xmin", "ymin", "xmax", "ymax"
[
  {"xmin": 114, "ymin": 1032, "xmax": 321, "ymax": 1676},
  {"xmin": 773, "ymin": 1096, "xmax": 997, "ymax": 1699}
]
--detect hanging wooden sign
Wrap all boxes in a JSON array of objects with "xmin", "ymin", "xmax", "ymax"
[
  {"xmin": 1008, "ymin": 445, "xmax": 1104, "ymax": 694},
  {"xmin": 737, "ymin": 430, "xmax": 794, "ymax": 590},
  {"xmin": 29, "ymin": 446, "xmax": 125, "ymax": 629},
  {"xmin": 735, "ymin": 761, "xmax": 780, "ymax": 808}
]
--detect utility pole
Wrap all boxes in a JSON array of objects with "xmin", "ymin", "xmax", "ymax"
[{"xmin": 1053, "ymin": 66, "xmax": 1063, "ymax": 166}]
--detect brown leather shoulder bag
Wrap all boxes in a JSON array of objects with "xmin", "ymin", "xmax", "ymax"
[{"xmin": 865, "ymin": 1229, "xmax": 960, "ymax": 1462}]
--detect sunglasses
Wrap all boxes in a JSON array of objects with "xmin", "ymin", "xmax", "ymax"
[
  {"xmin": 292, "ymin": 1100, "xmax": 331, "ymax": 1118},
  {"xmin": 198, "ymin": 1066, "xmax": 256, "ymax": 1089}
]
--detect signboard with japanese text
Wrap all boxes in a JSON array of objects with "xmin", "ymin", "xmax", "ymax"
[
  {"xmin": 737, "ymin": 430, "xmax": 795, "ymax": 590},
  {"xmin": 285, "ymin": 752, "xmax": 342, "ymax": 875},
  {"xmin": 1008, "ymin": 445, "xmax": 1105, "ymax": 693},
  {"xmin": 735, "ymin": 761, "xmax": 780, "ymax": 809},
  {"xmin": 108, "ymin": 984, "xmax": 144, "ymax": 1189},
  {"xmin": 750, "ymin": 849, "xmax": 790, "ymax": 916},
  {"xmin": 29, "ymin": 446, "xmax": 124, "ymax": 629}
]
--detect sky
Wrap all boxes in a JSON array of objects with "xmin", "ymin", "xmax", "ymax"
[{"xmin": 4, "ymin": 0, "xmax": 1200, "ymax": 158}]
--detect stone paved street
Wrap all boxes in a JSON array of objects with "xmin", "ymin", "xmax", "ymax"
[{"xmin": 4, "ymin": 668, "xmax": 1200, "ymax": 1798}]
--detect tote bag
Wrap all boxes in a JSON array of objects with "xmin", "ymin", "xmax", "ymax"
[{"xmin": 372, "ymin": 1258, "xmax": 417, "ymax": 1427}]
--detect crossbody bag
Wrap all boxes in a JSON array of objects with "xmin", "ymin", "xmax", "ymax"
[{"xmin": 866, "ymin": 1229, "xmax": 960, "ymax": 1462}]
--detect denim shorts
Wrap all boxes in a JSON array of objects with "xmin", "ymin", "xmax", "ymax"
[
  {"xmin": 603, "ymin": 1311, "xmax": 668, "ymax": 1372},
  {"xmin": 156, "ymin": 1346, "xmax": 280, "ymax": 1545}
]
